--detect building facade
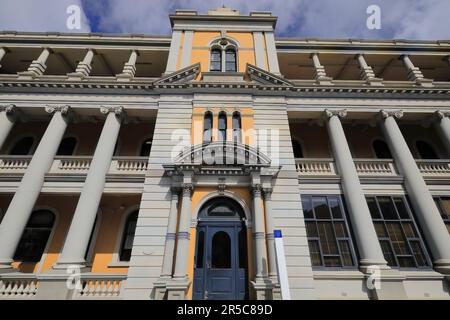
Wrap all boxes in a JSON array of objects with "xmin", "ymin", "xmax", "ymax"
[{"xmin": 0, "ymin": 7, "xmax": 449, "ymax": 300}]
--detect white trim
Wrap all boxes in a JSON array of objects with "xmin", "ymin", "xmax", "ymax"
[{"xmin": 109, "ymin": 205, "xmax": 140, "ymax": 266}]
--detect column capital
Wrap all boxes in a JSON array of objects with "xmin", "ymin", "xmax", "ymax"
[
  {"xmin": 262, "ymin": 187, "xmax": 272, "ymax": 200},
  {"xmin": 181, "ymin": 183, "xmax": 193, "ymax": 197},
  {"xmin": 324, "ymin": 108, "xmax": 347, "ymax": 120},
  {"xmin": 0, "ymin": 104, "xmax": 16, "ymax": 114},
  {"xmin": 379, "ymin": 109, "xmax": 403, "ymax": 120},
  {"xmin": 434, "ymin": 110, "xmax": 450, "ymax": 120},
  {"xmin": 100, "ymin": 106, "xmax": 126, "ymax": 122},
  {"xmin": 252, "ymin": 183, "xmax": 262, "ymax": 197},
  {"xmin": 45, "ymin": 105, "xmax": 71, "ymax": 116}
]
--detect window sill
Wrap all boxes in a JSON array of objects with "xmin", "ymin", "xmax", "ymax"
[
  {"xmin": 313, "ymin": 269, "xmax": 365, "ymax": 280},
  {"xmin": 107, "ymin": 261, "xmax": 130, "ymax": 268}
]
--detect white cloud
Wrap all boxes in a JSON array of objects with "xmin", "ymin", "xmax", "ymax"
[{"xmin": 0, "ymin": 0, "xmax": 91, "ymax": 33}]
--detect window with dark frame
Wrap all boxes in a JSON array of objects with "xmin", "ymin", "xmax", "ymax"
[
  {"xmin": 119, "ymin": 211, "xmax": 138, "ymax": 262},
  {"xmin": 301, "ymin": 195, "xmax": 357, "ymax": 268},
  {"xmin": 372, "ymin": 139, "xmax": 392, "ymax": 159},
  {"xmin": 57, "ymin": 136, "xmax": 77, "ymax": 155},
  {"xmin": 10, "ymin": 136, "xmax": 35, "ymax": 155},
  {"xmin": 203, "ymin": 112, "xmax": 213, "ymax": 143},
  {"xmin": 225, "ymin": 49, "xmax": 237, "ymax": 72},
  {"xmin": 415, "ymin": 140, "xmax": 439, "ymax": 159},
  {"xmin": 366, "ymin": 196, "xmax": 431, "ymax": 268},
  {"xmin": 14, "ymin": 210, "xmax": 55, "ymax": 262},
  {"xmin": 433, "ymin": 196, "xmax": 450, "ymax": 234},
  {"xmin": 218, "ymin": 112, "xmax": 227, "ymax": 142},
  {"xmin": 140, "ymin": 138, "xmax": 152, "ymax": 157},
  {"xmin": 232, "ymin": 111, "xmax": 242, "ymax": 143},
  {"xmin": 210, "ymin": 49, "xmax": 222, "ymax": 72}
]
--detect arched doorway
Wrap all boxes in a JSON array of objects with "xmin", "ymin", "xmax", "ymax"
[{"xmin": 193, "ymin": 197, "xmax": 248, "ymax": 300}]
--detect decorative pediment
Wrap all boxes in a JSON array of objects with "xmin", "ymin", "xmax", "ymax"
[
  {"xmin": 173, "ymin": 142, "xmax": 271, "ymax": 166},
  {"xmin": 246, "ymin": 64, "xmax": 293, "ymax": 87},
  {"xmin": 153, "ymin": 63, "xmax": 200, "ymax": 86}
]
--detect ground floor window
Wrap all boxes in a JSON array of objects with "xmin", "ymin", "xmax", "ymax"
[
  {"xmin": 433, "ymin": 196, "xmax": 450, "ymax": 234},
  {"xmin": 366, "ymin": 196, "xmax": 431, "ymax": 268},
  {"xmin": 301, "ymin": 195, "xmax": 357, "ymax": 268}
]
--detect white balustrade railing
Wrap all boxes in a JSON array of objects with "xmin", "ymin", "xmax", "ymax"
[
  {"xmin": 354, "ymin": 159, "xmax": 397, "ymax": 176},
  {"xmin": 295, "ymin": 158, "xmax": 336, "ymax": 175},
  {"xmin": 75, "ymin": 275, "xmax": 126, "ymax": 299},
  {"xmin": 0, "ymin": 155, "xmax": 148, "ymax": 176},
  {"xmin": 0, "ymin": 276, "xmax": 39, "ymax": 298},
  {"xmin": 416, "ymin": 160, "xmax": 450, "ymax": 176}
]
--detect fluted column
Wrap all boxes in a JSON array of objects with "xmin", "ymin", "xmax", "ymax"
[
  {"xmin": 379, "ymin": 110, "xmax": 450, "ymax": 272},
  {"xmin": 252, "ymin": 183, "xmax": 269, "ymax": 280},
  {"xmin": 172, "ymin": 182, "xmax": 193, "ymax": 279},
  {"xmin": 311, "ymin": 52, "xmax": 332, "ymax": 85},
  {"xmin": 0, "ymin": 105, "xmax": 71, "ymax": 269},
  {"xmin": 57, "ymin": 106, "xmax": 124, "ymax": 267},
  {"xmin": 400, "ymin": 55, "xmax": 433, "ymax": 86},
  {"xmin": 18, "ymin": 47, "xmax": 51, "ymax": 78},
  {"xmin": 263, "ymin": 187, "xmax": 278, "ymax": 282},
  {"xmin": 0, "ymin": 104, "xmax": 17, "ymax": 150},
  {"xmin": 433, "ymin": 111, "xmax": 450, "ymax": 155},
  {"xmin": 68, "ymin": 49, "xmax": 94, "ymax": 80},
  {"xmin": 356, "ymin": 54, "xmax": 383, "ymax": 85},
  {"xmin": 117, "ymin": 50, "xmax": 138, "ymax": 81},
  {"xmin": 325, "ymin": 109, "xmax": 387, "ymax": 268},
  {"xmin": 160, "ymin": 187, "xmax": 180, "ymax": 278}
]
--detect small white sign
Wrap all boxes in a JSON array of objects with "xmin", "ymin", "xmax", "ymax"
[{"xmin": 274, "ymin": 229, "xmax": 291, "ymax": 300}]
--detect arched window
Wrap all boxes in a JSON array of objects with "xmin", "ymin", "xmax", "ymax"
[
  {"xmin": 140, "ymin": 138, "xmax": 152, "ymax": 157},
  {"xmin": 292, "ymin": 140, "xmax": 303, "ymax": 158},
  {"xmin": 416, "ymin": 140, "xmax": 438, "ymax": 159},
  {"xmin": 232, "ymin": 112, "xmax": 242, "ymax": 143},
  {"xmin": 218, "ymin": 112, "xmax": 227, "ymax": 142},
  {"xmin": 210, "ymin": 49, "xmax": 222, "ymax": 72},
  {"xmin": 10, "ymin": 136, "xmax": 34, "ymax": 155},
  {"xmin": 57, "ymin": 136, "xmax": 77, "ymax": 155},
  {"xmin": 225, "ymin": 49, "xmax": 237, "ymax": 72},
  {"xmin": 373, "ymin": 139, "xmax": 392, "ymax": 159},
  {"xmin": 209, "ymin": 38, "xmax": 238, "ymax": 72},
  {"xmin": 119, "ymin": 211, "xmax": 138, "ymax": 261},
  {"xmin": 211, "ymin": 231, "xmax": 231, "ymax": 268},
  {"xmin": 14, "ymin": 210, "xmax": 55, "ymax": 262},
  {"xmin": 203, "ymin": 112, "xmax": 213, "ymax": 143}
]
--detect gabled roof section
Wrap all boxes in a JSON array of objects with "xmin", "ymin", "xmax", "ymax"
[
  {"xmin": 246, "ymin": 64, "xmax": 293, "ymax": 87},
  {"xmin": 153, "ymin": 63, "xmax": 200, "ymax": 86}
]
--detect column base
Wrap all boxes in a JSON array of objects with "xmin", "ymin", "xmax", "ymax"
[
  {"xmin": 153, "ymin": 277, "xmax": 172, "ymax": 300},
  {"xmin": 166, "ymin": 278, "xmax": 191, "ymax": 300},
  {"xmin": 251, "ymin": 277, "xmax": 274, "ymax": 300},
  {"xmin": 362, "ymin": 268, "xmax": 407, "ymax": 300},
  {"xmin": 35, "ymin": 273, "xmax": 77, "ymax": 300}
]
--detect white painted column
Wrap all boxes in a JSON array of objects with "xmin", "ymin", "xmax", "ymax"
[
  {"xmin": 264, "ymin": 32, "xmax": 280, "ymax": 75},
  {"xmin": 116, "ymin": 50, "xmax": 138, "ymax": 81},
  {"xmin": 172, "ymin": 182, "xmax": 193, "ymax": 279},
  {"xmin": 57, "ymin": 106, "xmax": 124, "ymax": 266},
  {"xmin": 18, "ymin": 47, "xmax": 51, "ymax": 78},
  {"xmin": 180, "ymin": 31, "xmax": 194, "ymax": 69},
  {"xmin": 68, "ymin": 49, "xmax": 94, "ymax": 80},
  {"xmin": 433, "ymin": 110, "xmax": 450, "ymax": 156},
  {"xmin": 325, "ymin": 109, "xmax": 387, "ymax": 268},
  {"xmin": 379, "ymin": 110, "xmax": 450, "ymax": 271},
  {"xmin": 0, "ymin": 104, "xmax": 17, "ymax": 150},
  {"xmin": 401, "ymin": 54, "xmax": 433, "ymax": 86},
  {"xmin": 252, "ymin": 183, "xmax": 269, "ymax": 280},
  {"xmin": 160, "ymin": 187, "xmax": 180, "ymax": 278},
  {"xmin": 165, "ymin": 30, "xmax": 182, "ymax": 74},
  {"xmin": 0, "ymin": 106, "xmax": 71, "ymax": 269},
  {"xmin": 0, "ymin": 47, "xmax": 7, "ymax": 69},
  {"xmin": 263, "ymin": 187, "xmax": 278, "ymax": 282},
  {"xmin": 311, "ymin": 52, "xmax": 332, "ymax": 84},
  {"xmin": 253, "ymin": 32, "xmax": 266, "ymax": 69}
]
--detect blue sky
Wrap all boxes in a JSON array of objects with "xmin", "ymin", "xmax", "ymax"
[{"xmin": 0, "ymin": 0, "xmax": 449, "ymax": 40}]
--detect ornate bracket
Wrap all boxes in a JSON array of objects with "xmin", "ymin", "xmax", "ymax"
[
  {"xmin": 379, "ymin": 109, "xmax": 404, "ymax": 120},
  {"xmin": 324, "ymin": 108, "xmax": 347, "ymax": 120}
]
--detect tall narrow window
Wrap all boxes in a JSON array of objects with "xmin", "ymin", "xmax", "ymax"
[
  {"xmin": 210, "ymin": 49, "xmax": 222, "ymax": 72},
  {"xmin": 433, "ymin": 196, "xmax": 450, "ymax": 234},
  {"xmin": 292, "ymin": 140, "xmax": 303, "ymax": 158},
  {"xmin": 57, "ymin": 136, "xmax": 77, "ymax": 155},
  {"xmin": 415, "ymin": 140, "xmax": 438, "ymax": 159},
  {"xmin": 203, "ymin": 112, "xmax": 213, "ymax": 144},
  {"xmin": 301, "ymin": 195, "xmax": 357, "ymax": 268},
  {"xmin": 119, "ymin": 211, "xmax": 138, "ymax": 261},
  {"xmin": 10, "ymin": 136, "xmax": 34, "ymax": 155},
  {"xmin": 14, "ymin": 210, "xmax": 55, "ymax": 262},
  {"xmin": 367, "ymin": 196, "xmax": 431, "ymax": 268},
  {"xmin": 225, "ymin": 49, "xmax": 237, "ymax": 72},
  {"xmin": 140, "ymin": 138, "xmax": 152, "ymax": 157},
  {"xmin": 232, "ymin": 112, "xmax": 242, "ymax": 143},
  {"xmin": 218, "ymin": 112, "xmax": 227, "ymax": 142},
  {"xmin": 373, "ymin": 139, "xmax": 392, "ymax": 159},
  {"xmin": 211, "ymin": 231, "xmax": 231, "ymax": 268}
]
